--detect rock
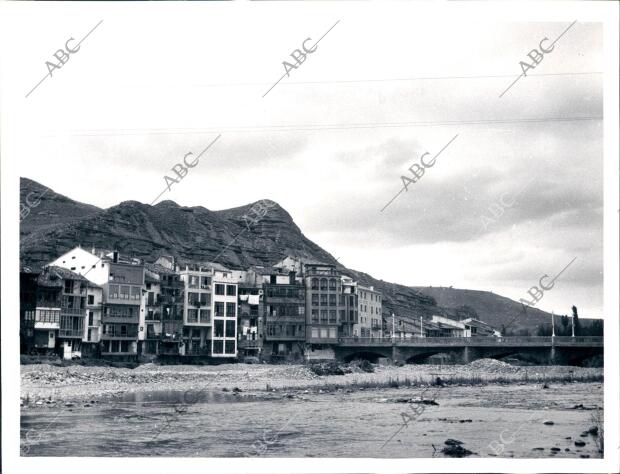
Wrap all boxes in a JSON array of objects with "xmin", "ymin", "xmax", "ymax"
[
  {"xmin": 580, "ymin": 454, "xmax": 590, "ymax": 458},
  {"xmin": 550, "ymin": 447, "xmax": 561, "ymax": 452},
  {"xmin": 232, "ymin": 387, "xmax": 242, "ymax": 393},
  {"xmin": 532, "ymin": 447, "xmax": 544, "ymax": 451},
  {"xmin": 543, "ymin": 421, "xmax": 554, "ymax": 425},
  {"xmin": 442, "ymin": 444, "xmax": 474, "ymax": 457},
  {"xmin": 586, "ymin": 426, "xmax": 598, "ymax": 436},
  {"xmin": 222, "ymin": 388, "xmax": 229, "ymax": 392},
  {"xmin": 565, "ymin": 448, "xmax": 570, "ymax": 452},
  {"xmin": 458, "ymin": 419, "xmax": 472, "ymax": 423},
  {"xmin": 574, "ymin": 440, "xmax": 586, "ymax": 447},
  {"xmin": 65, "ymin": 402, "xmax": 74, "ymax": 407},
  {"xmin": 565, "ymin": 437, "xmax": 572, "ymax": 440},
  {"xmin": 35, "ymin": 400, "xmax": 43, "ymax": 406},
  {"xmin": 444, "ymin": 439, "xmax": 463, "ymax": 447}
]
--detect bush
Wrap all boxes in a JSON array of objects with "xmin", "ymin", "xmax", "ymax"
[{"xmin": 309, "ymin": 362, "xmax": 352, "ymax": 376}]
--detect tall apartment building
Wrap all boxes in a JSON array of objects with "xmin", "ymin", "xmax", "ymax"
[
  {"xmin": 57, "ymin": 268, "xmax": 89, "ymax": 359},
  {"xmin": 180, "ymin": 264, "xmax": 214, "ymax": 355},
  {"xmin": 302, "ymin": 263, "xmax": 346, "ymax": 359},
  {"xmin": 340, "ymin": 276, "xmax": 358, "ymax": 337},
  {"xmin": 262, "ymin": 270, "xmax": 306, "ymax": 360},
  {"xmin": 357, "ymin": 285, "xmax": 383, "ymax": 338},
  {"xmin": 179, "ymin": 265, "xmax": 239, "ymax": 358},
  {"xmin": 142, "ymin": 260, "xmax": 184, "ymax": 356},
  {"xmin": 237, "ymin": 283, "xmax": 263, "ymax": 359},
  {"xmin": 21, "ymin": 267, "xmax": 63, "ymax": 354},
  {"xmin": 83, "ymin": 283, "xmax": 103, "ymax": 355}
]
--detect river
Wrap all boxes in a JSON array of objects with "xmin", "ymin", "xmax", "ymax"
[{"xmin": 21, "ymin": 381, "xmax": 603, "ymax": 458}]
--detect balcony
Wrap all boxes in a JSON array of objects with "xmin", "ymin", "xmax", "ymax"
[
  {"xmin": 238, "ymin": 339, "xmax": 262, "ymax": 349},
  {"xmin": 61, "ymin": 307, "xmax": 85, "ymax": 316},
  {"xmin": 58, "ymin": 329, "xmax": 83, "ymax": 338},
  {"xmin": 101, "ymin": 328, "xmax": 139, "ymax": 339}
]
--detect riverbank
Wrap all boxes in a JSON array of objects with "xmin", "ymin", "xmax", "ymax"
[{"xmin": 21, "ymin": 359, "xmax": 603, "ymax": 407}]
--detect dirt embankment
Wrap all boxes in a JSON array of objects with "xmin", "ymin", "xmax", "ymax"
[{"xmin": 21, "ymin": 359, "xmax": 603, "ymax": 408}]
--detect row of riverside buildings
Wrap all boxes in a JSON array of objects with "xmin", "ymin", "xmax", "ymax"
[{"xmin": 20, "ymin": 247, "xmax": 499, "ymax": 361}]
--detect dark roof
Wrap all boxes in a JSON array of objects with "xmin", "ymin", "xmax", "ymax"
[
  {"xmin": 144, "ymin": 263, "xmax": 176, "ymax": 276},
  {"xmin": 37, "ymin": 266, "xmax": 90, "ymax": 287}
]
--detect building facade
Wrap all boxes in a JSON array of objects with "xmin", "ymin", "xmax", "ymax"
[
  {"xmin": 357, "ymin": 285, "xmax": 383, "ymax": 338},
  {"xmin": 262, "ymin": 270, "xmax": 305, "ymax": 360}
]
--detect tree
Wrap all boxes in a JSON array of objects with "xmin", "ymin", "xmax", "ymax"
[
  {"xmin": 572, "ymin": 305, "xmax": 581, "ymax": 336},
  {"xmin": 536, "ymin": 323, "xmax": 551, "ymax": 337},
  {"xmin": 560, "ymin": 315, "xmax": 569, "ymax": 336}
]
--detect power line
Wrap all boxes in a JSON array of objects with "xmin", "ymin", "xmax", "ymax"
[
  {"xmin": 118, "ymin": 71, "xmax": 602, "ymax": 89},
  {"xmin": 63, "ymin": 116, "xmax": 602, "ymax": 137}
]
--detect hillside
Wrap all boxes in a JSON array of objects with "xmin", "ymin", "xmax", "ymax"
[
  {"xmin": 411, "ymin": 286, "xmax": 601, "ymax": 334},
  {"xmin": 19, "ymin": 178, "xmax": 439, "ymax": 321}
]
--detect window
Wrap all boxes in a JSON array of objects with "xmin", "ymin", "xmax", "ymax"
[
  {"xmin": 320, "ymin": 279, "xmax": 327, "ymax": 291},
  {"xmin": 88, "ymin": 295, "xmax": 94, "ymax": 305},
  {"xmin": 201, "ymin": 276, "xmax": 211, "ymax": 289},
  {"xmin": 199, "ymin": 309, "xmax": 211, "ymax": 323},
  {"xmin": 215, "ymin": 284, "xmax": 225, "ymax": 295},
  {"xmin": 320, "ymin": 328, "xmax": 328, "ymax": 338},
  {"xmin": 311, "ymin": 309, "xmax": 319, "ymax": 322},
  {"xmin": 329, "ymin": 310, "xmax": 337, "ymax": 323},
  {"xmin": 187, "ymin": 309, "xmax": 198, "ymax": 323},
  {"xmin": 120, "ymin": 286, "xmax": 130, "ymax": 300},
  {"xmin": 225, "ymin": 302, "xmax": 236, "ymax": 317},
  {"xmin": 311, "ymin": 294, "xmax": 319, "ymax": 306},
  {"xmin": 109, "ymin": 285, "xmax": 119, "ymax": 299},
  {"xmin": 329, "ymin": 279, "xmax": 337, "ymax": 290},
  {"xmin": 88, "ymin": 311, "xmax": 94, "ymax": 326},
  {"xmin": 200, "ymin": 293, "xmax": 210, "ymax": 305},
  {"xmin": 329, "ymin": 328, "xmax": 337, "ymax": 338},
  {"xmin": 213, "ymin": 340, "xmax": 224, "ymax": 354},
  {"xmin": 329, "ymin": 294, "xmax": 336, "ymax": 305},
  {"xmin": 320, "ymin": 310, "xmax": 328, "ymax": 323},
  {"xmin": 320, "ymin": 294, "xmax": 327, "ymax": 306},
  {"xmin": 298, "ymin": 306, "xmax": 305, "ymax": 316},
  {"xmin": 120, "ymin": 325, "xmax": 127, "ymax": 337},
  {"xmin": 214, "ymin": 302, "xmax": 225, "ymax": 317},
  {"xmin": 226, "ymin": 285, "xmax": 237, "ymax": 296},
  {"xmin": 214, "ymin": 320, "xmax": 224, "ymax": 337},
  {"xmin": 225, "ymin": 340, "xmax": 236, "ymax": 354},
  {"xmin": 188, "ymin": 292, "xmax": 199, "ymax": 305},
  {"xmin": 87, "ymin": 328, "xmax": 91, "ymax": 341},
  {"xmin": 189, "ymin": 275, "xmax": 199, "ymax": 288},
  {"xmin": 64, "ymin": 280, "xmax": 73, "ymax": 293},
  {"xmin": 311, "ymin": 328, "xmax": 319, "ymax": 338},
  {"xmin": 131, "ymin": 286, "xmax": 141, "ymax": 300},
  {"xmin": 311, "ymin": 278, "xmax": 318, "ymax": 290},
  {"xmin": 225, "ymin": 320, "xmax": 235, "ymax": 337}
]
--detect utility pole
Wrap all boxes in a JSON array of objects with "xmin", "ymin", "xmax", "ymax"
[{"xmin": 551, "ymin": 311, "xmax": 555, "ymax": 337}]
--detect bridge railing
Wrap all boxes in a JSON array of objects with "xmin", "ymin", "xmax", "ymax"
[{"xmin": 337, "ymin": 336, "xmax": 603, "ymax": 346}]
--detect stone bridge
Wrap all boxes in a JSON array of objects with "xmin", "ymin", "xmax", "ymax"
[{"xmin": 334, "ymin": 336, "xmax": 603, "ymax": 366}]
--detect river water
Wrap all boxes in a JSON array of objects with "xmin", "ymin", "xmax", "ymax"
[{"xmin": 21, "ymin": 382, "xmax": 603, "ymax": 458}]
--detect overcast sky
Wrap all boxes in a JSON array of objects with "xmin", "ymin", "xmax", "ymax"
[{"xmin": 5, "ymin": 3, "xmax": 605, "ymax": 317}]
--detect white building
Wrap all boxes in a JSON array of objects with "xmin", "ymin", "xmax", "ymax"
[{"xmin": 357, "ymin": 285, "xmax": 383, "ymax": 338}]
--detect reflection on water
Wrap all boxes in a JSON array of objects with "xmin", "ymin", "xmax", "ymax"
[{"xmin": 21, "ymin": 383, "xmax": 603, "ymax": 458}]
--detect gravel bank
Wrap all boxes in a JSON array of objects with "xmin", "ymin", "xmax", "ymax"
[{"xmin": 21, "ymin": 360, "xmax": 603, "ymax": 407}]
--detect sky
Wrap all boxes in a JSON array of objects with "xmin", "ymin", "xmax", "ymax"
[{"xmin": 3, "ymin": 3, "xmax": 606, "ymax": 318}]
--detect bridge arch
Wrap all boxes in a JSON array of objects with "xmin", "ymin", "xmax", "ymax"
[
  {"xmin": 405, "ymin": 351, "xmax": 453, "ymax": 364},
  {"xmin": 343, "ymin": 351, "xmax": 386, "ymax": 363}
]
